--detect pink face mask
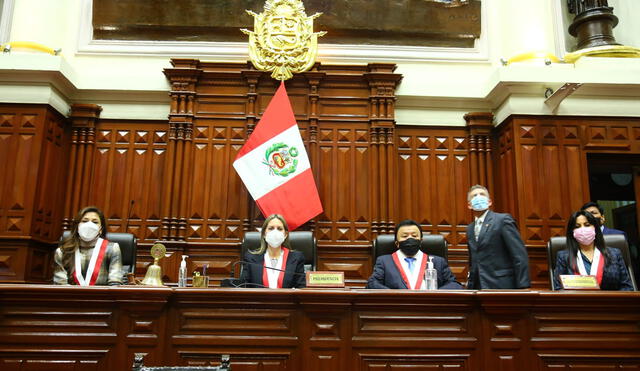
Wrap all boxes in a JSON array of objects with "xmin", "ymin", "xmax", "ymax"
[{"xmin": 573, "ymin": 226, "xmax": 596, "ymax": 246}]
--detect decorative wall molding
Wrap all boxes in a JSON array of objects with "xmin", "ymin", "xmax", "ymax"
[{"xmin": 76, "ymin": 0, "xmax": 490, "ymax": 63}]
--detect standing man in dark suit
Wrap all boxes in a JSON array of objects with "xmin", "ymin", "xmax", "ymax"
[
  {"xmin": 582, "ymin": 201, "xmax": 638, "ymax": 284},
  {"xmin": 366, "ymin": 219, "xmax": 462, "ymax": 290},
  {"xmin": 581, "ymin": 202, "xmax": 629, "ymax": 240},
  {"xmin": 466, "ymin": 185, "xmax": 530, "ymax": 289}
]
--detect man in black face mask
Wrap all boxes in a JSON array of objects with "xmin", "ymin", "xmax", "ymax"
[{"xmin": 366, "ymin": 219, "xmax": 462, "ymax": 289}]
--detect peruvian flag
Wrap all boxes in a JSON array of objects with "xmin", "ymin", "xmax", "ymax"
[{"xmin": 233, "ymin": 81, "xmax": 323, "ymax": 230}]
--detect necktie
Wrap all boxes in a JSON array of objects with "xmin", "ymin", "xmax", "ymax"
[
  {"xmin": 404, "ymin": 257, "xmax": 416, "ymax": 273},
  {"xmin": 475, "ymin": 219, "xmax": 482, "ymax": 241}
]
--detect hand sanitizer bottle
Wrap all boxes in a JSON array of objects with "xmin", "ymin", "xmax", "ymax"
[
  {"xmin": 425, "ymin": 257, "xmax": 437, "ymax": 290},
  {"xmin": 178, "ymin": 255, "xmax": 188, "ymax": 287}
]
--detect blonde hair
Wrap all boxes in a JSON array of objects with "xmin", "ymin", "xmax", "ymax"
[
  {"xmin": 467, "ymin": 184, "xmax": 490, "ymax": 201},
  {"xmin": 250, "ymin": 214, "xmax": 291, "ymax": 255}
]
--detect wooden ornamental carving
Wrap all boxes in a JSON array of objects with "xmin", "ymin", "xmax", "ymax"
[
  {"xmin": 464, "ymin": 112, "xmax": 494, "ymax": 191},
  {"xmin": 162, "ymin": 63, "xmax": 200, "ymax": 243},
  {"xmin": 63, "ymin": 104, "xmax": 102, "ymax": 229}
]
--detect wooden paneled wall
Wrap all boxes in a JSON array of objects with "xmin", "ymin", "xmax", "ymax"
[
  {"xmin": 1, "ymin": 61, "xmax": 640, "ymax": 288},
  {"xmin": 0, "ymin": 105, "xmax": 68, "ymax": 282},
  {"xmin": 495, "ymin": 116, "xmax": 640, "ymax": 287}
]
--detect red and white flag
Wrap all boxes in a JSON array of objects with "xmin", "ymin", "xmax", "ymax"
[{"xmin": 233, "ymin": 82, "xmax": 323, "ymax": 230}]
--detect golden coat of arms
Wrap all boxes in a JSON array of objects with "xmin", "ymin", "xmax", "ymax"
[{"xmin": 242, "ymin": 0, "xmax": 326, "ymax": 81}]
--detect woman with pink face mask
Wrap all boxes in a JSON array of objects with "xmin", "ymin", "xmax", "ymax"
[
  {"xmin": 53, "ymin": 206, "xmax": 123, "ymax": 286},
  {"xmin": 239, "ymin": 214, "xmax": 306, "ymax": 288},
  {"xmin": 553, "ymin": 210, "xmax": 633, "ymax": 291}
]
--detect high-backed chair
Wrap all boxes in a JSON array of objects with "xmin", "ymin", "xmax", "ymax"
[
  {"xmin": 372, "ymin": 234, "xmax": 448, "ymax": 263},
  {"xmin": 132, "ymin": 353, "xmax": 230, "ymax": 371},
  {"xmin": 60, "ymin": 231, "xmax": 137, "ymax": 281},
  {"xmin": 547, "ymin": 234, "xmax": 637, "ymax": 290},
  {"xmin": 241, "ymin": 231, "xmax": 317, "ymax": 272}
]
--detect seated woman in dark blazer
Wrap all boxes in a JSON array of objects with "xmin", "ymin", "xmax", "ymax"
[
  {"xmin": 53, "ymin": 206, "xmax": 123, "ymax": 286},
  {"xmin": 554, "ymin": 210, "xmax": 634, "ymax": 291},
  {"xmin": 239, "ymin": 214, "xmax": 306, "ymax": 288}
]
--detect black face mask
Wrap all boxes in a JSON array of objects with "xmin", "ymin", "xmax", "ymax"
[{"xmin": 398, "ymin": 238, "xmax": 420, "ymax": 257}]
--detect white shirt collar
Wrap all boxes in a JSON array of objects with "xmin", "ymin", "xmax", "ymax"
[{"xmin": 474, "ymin": 209, "xmax": 489, "ymax": 224}]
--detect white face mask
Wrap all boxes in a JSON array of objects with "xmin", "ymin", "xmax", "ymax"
[
  {"xmin": 78, "ymin": 221, "xmax": 101, "ymax": 242},
  {"xmin": 265, "ymin": 229, "xmax": 286, "ymax": 248}
]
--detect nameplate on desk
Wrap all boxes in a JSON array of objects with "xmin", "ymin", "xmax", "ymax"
[
  {"xmin": 306, "ymin": 271, "xmax": 345, "ymax": 288},
  {"xmin": 560, "ymin": 275, "xmax": 600, "ymax": 290}
]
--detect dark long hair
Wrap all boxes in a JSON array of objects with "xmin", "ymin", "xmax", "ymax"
[
  {"xmin": 59, "ymin": 206, "xmax": 108, "ymax": 273},
  {"xmin": 565, "ymin": 210, "xmax": 609, "ymax": 272}
]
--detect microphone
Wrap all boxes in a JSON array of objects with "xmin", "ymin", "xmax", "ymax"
[
  {"xmin": 124, "ymin": 199, "xmax": 135, "ymax": 233},
  {"xmin": 220, "ymin": 260, "xmax": 245, "ymax": 287},
  {"xmin": 220, "ymin": 259, "xmax": 306, "ymax": 288}
]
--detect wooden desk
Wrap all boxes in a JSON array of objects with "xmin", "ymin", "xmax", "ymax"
[{"xmin": 1, "ymin": 285, "xmax": 640, "ymax": 370}]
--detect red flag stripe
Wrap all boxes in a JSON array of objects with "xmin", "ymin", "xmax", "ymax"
[{"xmin": 256, "ymin": 168, "xmax": 322, "ymax": 230}]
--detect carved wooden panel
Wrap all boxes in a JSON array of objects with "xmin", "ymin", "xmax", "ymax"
[
  {"xmin": 395, "ymin": 127, "xmax": 471, "ymax": 281},
  {"xmin": 494, "ymin": 115, "xmax": 640, "ymax": 288},
  {"xmin": 0, "ymin": 106, "xmax": 46, "ymax": 237},
  {"xmin": 0, "ymin": 105, "xmax": 67, "ymax": 282},
  {"xmin": 6, "ymin": 287, "xmax": 637, "ymax": 370},
  {"xmin": 89, "ymin": 120, "xmax": 168, "ymax": 241}
]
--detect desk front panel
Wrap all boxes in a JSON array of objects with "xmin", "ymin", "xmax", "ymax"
[{"xmin": 1, "ymin": 286, "xmax": 639, "ymax": 370}]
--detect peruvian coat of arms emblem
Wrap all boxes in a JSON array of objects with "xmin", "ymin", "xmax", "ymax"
[
  {"xmin": 242, "ymin": 0, "xmax": 326, "ymax": 81},
  {"xmin": 263, "ymin": 142, "xmax": 299, "ymax": 176}
]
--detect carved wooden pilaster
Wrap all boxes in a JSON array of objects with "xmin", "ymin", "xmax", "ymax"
[
  {"xmin": 242, "ymin": 69, "xmax": 262, "ymax": 137},
  {"xmin": 365, "ymin": 63, "xmax": 403, "ymax": 235},
  {"xmin": 63, "ymin": 104, "xmax": 102, "ymax": 230},
  {"xmin": 464, "ymin": 112, "xmax": 494, "ymax": 192},
  {"xmin": 241, "ymin": 69, "xmax": 264, "ymax": 231},
  {"xmin": 303, "ymin": 70, "xmax": 326, "ymax": 233},
  {"xmin": 162, "ymin": 59, "xmax": 201, "ymax": 241}
]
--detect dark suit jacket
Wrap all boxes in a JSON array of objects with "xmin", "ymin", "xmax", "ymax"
[
  {"xmin": 553, "ymin": 247, "xmax": 634, "ymax": 291},
  {"xmin": 466, "ymin": 210, "xmax": 531, "ymax": 289},
  {"xmin": 602, "ymin": 226, "xmax": 629, "ymax": 241},
  {"xmin": 239, "ymin": 249, "xmax": 306, "ymax": 288},
  {"xmin": 366, "ymin": 253, "xmax": 462, "ymax": 289}
]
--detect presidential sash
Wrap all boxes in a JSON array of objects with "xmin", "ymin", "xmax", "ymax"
[
  {"xmin": 392, "ymin": 251, "xmax": 429, "ymax": 290},
  {"xmin": 74, "ymin": 238, "xmax": 109, "ymax": 286},
  {"xmin": 575, "ymin": 248, "xmax": 604, "ymax": 285},
  {"xmin": 263, "ymin": 247, "xmax": 289, "ymax": 288}
]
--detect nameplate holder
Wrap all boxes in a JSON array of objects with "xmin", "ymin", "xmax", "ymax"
[
  {"xmin": 559, "ymin": 275, "xmax": 600, "ymax": 290},
  {"xmin": 306, "ymin": 271, "xmax": 345, "ymax": 288}
]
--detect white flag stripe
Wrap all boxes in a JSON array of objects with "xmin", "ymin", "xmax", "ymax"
[{"xmin": 233, "ymin": 125, "xmax": 311, "ymax": 200}]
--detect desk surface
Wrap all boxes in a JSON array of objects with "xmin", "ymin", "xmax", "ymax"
[{"xmin": 1, "ymin": 285, "xmax": 640, "ymax": 371}]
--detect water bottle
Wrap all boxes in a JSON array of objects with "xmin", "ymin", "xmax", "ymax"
[
  {"xmin": 178, "ymin": 255, "xmax": 188, "ymax": 287},
  {"xmin": 425, "ymin": 257, "xmax": 437, "ymax": 290}
]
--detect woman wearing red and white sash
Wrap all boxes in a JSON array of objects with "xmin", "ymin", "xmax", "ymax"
[
  {"xmin": 240, "ymin": 214, "xmax": 306, "ymax": 288},
  {"xmin": 366, "ymin": 219, "xmax": 462, "ymax": 290},
  {"xmin": 53, "ymin": 206, "xmax": 123, "ymax": 286},
  {"xmin": 553, "ymin": 211, "xmax": 633, "ymax": 291}
]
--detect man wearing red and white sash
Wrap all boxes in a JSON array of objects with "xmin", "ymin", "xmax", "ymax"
[
  {"xmin": 366, "ymin": 220, "xmax": 461, "ymax": 290},
  {"xmin": 53, "ymin": 207, "xmax": 123, "ymax": 286}
]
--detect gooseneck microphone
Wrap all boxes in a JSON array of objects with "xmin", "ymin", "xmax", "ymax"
[{"xmin": 221, "ymin": 259, "xmax": 306, "ymax": 288}]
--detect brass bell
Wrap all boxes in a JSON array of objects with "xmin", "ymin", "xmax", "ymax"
[{"xmin": 142, "ymin": 243, "xmax": 166, "ymax": 286}]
